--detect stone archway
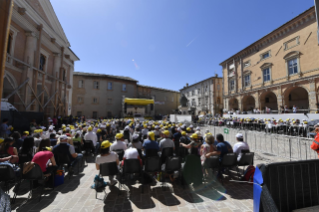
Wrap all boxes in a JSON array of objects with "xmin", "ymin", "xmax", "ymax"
[
  {"xmin": 242, "ymin": 95, "xmax": 255, "ymax": 112},
  {"xmin": 260, "ymin": 91, "xmax": 278, "ymax": 110},
  {"xmin": 284, "ymin": 86, "xmax": 309, "ymax": 110},
  {"xmin": 229, "ymin": 98, "xmax": 239, "ymax": 111}
]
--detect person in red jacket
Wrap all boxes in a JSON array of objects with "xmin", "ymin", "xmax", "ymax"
[{"xmin": 310, "ymin": 127, "xmax": 319, "ymax": 158}]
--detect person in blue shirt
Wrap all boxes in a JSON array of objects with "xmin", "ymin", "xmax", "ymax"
[
  {"xmin": 142, "ymin": 131, "xmax": 159, "ymax": 156},
  {"xmin": 0, "ymin": 119, "xmax": 11, "ymax": 138}
]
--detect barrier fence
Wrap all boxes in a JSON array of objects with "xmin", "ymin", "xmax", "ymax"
[{"xmin": 201, "ymin": 125, "xmax": 318, "ymax": 161}]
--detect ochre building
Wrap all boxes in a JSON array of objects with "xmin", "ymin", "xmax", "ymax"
[{"xmin": 220, "ymin": 6, "xmax": 319, "ymax": 113}]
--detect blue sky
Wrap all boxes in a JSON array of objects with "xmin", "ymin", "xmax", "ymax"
[{"xmin": 51, "ymin": 0, "xmax": 315, "ymax": 91}]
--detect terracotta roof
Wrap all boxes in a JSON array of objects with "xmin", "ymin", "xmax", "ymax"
[
  {"xmin": 73, "ymin": 72, "xmax": 138, "ymax": 82},
  {"xmin": 137, "ymin": 84, "xmax": 179, "ymax": 93}
]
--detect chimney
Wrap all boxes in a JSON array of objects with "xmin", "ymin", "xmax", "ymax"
[
  {"xmin": 215, "ymin": 73, "xmax": 218, "ymax": 77},
  {"xmin": 186, "ymin": 83, "xmax": 189, "ymax": 87}
]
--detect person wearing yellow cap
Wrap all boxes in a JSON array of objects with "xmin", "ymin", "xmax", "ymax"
[
  {"xmin": 84, "ymin": 126, "xmax": 99, "ymax": 154},
  {"xmin": 142, "ymin": 131, "xmax": 159, "ymax": 156},
  {"xmin": 141, "ymin": 124, "xmax": 149, "ymax": 137},
  {"xmin": 110, "ymin": 133, "xmax": 127, "ymax": 152},
  {"xmin": 180, "ymin": 133, "xmax": 201, "ymax": 155},
  {"xmin": 95, "ymin": 140, "xmax": 119, "ymax": 186},
  {"xmin": 159, "ymin": 130, "xmax": 175, "ymax": 151},
  {"xmin": 22, "ymin": 131, "xmax": 29, "ymax": 139}
]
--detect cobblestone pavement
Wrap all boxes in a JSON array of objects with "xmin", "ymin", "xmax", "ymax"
[{"xmin": 9, "ymin": 157, "xmax": 254, "ymax": 212}]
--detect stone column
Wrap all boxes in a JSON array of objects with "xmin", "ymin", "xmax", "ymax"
[
  {"xmin": 23, "ymin": 31, "xmax": 37, "ymax": 110},
  {"xmin": 253, "ymin": 93, "xmax": 259, "ymax": 110},
  {"xmin": 238, "ymin": 97, "xmax": 242, "ymax": 112},
  {"xmin": 277, "ymin": 87, "xmax": 283, "ymax": 112},
  {"xmin": 51, "ymin": 53, "xmax": 60, "ymax": 115},
  {"xmin": 309, "ymin": 79, "xmax": 317, "ymax": 113},
  {"xmin": 233, "ymin": 59, "xmax": 237, "ymax": 93}
]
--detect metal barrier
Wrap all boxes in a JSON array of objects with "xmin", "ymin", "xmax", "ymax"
[{"xmin": 201, "ymin": 125, "xmax": 317, "ymax": 161}]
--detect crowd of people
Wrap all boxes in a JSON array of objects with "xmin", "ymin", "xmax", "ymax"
[{"xmin": 0, "ymin": 117, "xmax": 251, "ymax": 192}]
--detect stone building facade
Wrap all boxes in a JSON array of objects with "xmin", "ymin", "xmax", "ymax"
[
  {"xmin": 72, "ymin": 72, "xmax": 138, "ymax": 119},
  {"xmin": 3, "ymin": 0, "xmax": 78, "ymax": 117},
  {"xmin": 221, "ymin": 6, "xmax": 319, "ymax": 113},
  {"xmin": 137, "ymin": 85, "xmax": 180, "ymax": 116},
  {"xmin": 180, "ymin": 76, "xmax": 223, "ymax": 115},
  {"xmin": 72, "ymin": 73, "xmax": 180, "ymax": 118}
]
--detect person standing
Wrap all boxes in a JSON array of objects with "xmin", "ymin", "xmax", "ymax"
[
  {"xmin": 310, "ymin": 127, "xmax": 319, "ymax": 158},
  {"xmin": 292, "ymin": 105, "xmax": 297, "ymax": 113},
  {"xmin": 0, "ymin": 119, "xmax": 10, "ymax": 138}
]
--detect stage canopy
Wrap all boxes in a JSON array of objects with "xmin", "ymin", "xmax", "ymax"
[{"xmin": 124, "ymin": 98, "xmax": 154, "ymax": 106}]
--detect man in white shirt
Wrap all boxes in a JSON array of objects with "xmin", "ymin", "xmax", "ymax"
[
  {"xmin": 141, "ymin": 125, "xmax": 149, "ymax": 136},
  {"xmin": 159, "ymin": 130, "xmax": 175, "ymax": 151},
  {"xmin": 233, "ymin": 133, "xmax": 250, "ymax": 161},
  {"xmin": 84, "ymin": 126, "xmax": 99, "ymax": 153},
  {"xmin": 110, "ymin": 133, "xmax": 127, "ymax": 151}
]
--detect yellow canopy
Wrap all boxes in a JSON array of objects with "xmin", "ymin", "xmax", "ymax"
[{"xmin": 124, "ymin": 98, "xmax": 154, "ymax": 105}]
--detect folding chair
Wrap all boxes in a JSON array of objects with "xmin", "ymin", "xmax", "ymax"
[
  {"xmin": 161, "ymin": 147, "xmax": 174, "ymax": 164},
  {"xmin": 54, "ymin": 153, "xmax": 72, "ymax": 178},
  {"xmin": 21, "ymin": 163, "xmax": 47, "ymax": 202},
  {"xmin": 73, "ymin": 141, "xmax": 82, "ymax": 153},
  {"xmin": 121, "ymin": 159, "xmax": 143, "ymax": 193},
  {"xmin": 221, "ymin": 153, "xmax": 238, "ymax": 180},
  {"xmin": 96, "ymin": 162, "xmax": 120, "ymax": 199},
  {"xmin": 161, "ymin": 156, "xmax": 182, "ymax": 190},
  {"xmin": 236, "ymin": 152, "xmax": 254, "ymax": 175},
  {"xmin": 113, "ymin": 149, "xmax": 124, "ymax": 161},
  {"xmin": 143, "ymin": 156, "xmax": 161, "ymax": 191},
  {"xmin": 145, "ymin": 149, "xmax": 159, "ymax": 157},
  {"xmin": 83, "ymin": 140, "xmax": 95, "ymax": 156}
]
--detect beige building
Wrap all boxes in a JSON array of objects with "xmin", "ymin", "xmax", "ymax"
[
  {"xmin": 3, "ymin": 0, "xmax": 79, "ymax": 117},
  {"xmin": 72, "ymin": 72, "xmax": 180, "ymax": 118},
  {"xmin": 72, "ymin": 72, "xmax": 138, "ymax": 119},
  {"xmin": 180, "ymin": 75, "xmax": 223, "ymax": 115},
  {"xmin": 137, "ymin": 85, "xmax": 180, "ymax": 116},
  {"xmin": 221, "ymin": 6, "xmax": 319, "ymax": 113}
]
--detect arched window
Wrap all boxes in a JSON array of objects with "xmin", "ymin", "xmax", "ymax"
[{"xmin": 39, "ymin": 54, "xmax": 46, "ymax": 71}]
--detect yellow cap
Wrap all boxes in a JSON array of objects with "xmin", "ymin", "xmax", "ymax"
[
  {"xmin": 97, "ymin": 129, "xmax": 102, "ymax": 133},
  {"xmin": 162, "ymin": 130, "xmax": 170, "ymax": 136},
  {"xmin": 181, "ymin": 131, "xmax": 186, "ymax": 136},
  {"xmin": 0, "ymin": 138, "xmax": 4, "ymax": 144},
  {"xmin": 186, "ymin": 127, "xmax": 191, "ymax": 132},
  {"xmin": 148, "ymin": 131, "xmax": 155, "ymax": 141},
  {"xmin": 23, "ymin": 131, "xmax": 29, "ymax": 135},
  {"xmin": 88, "ymin": 127, "xmax": 93, "ymax": 132},
  {"xmin": 45, "ymin": 147, "xmax": 52, "ymax": 151},
  {"xmin": 101, "ymin": 140, "xmax": 111, "ymax": 149},
  {"xmin": 115, "ymin": 133, "xmax": 123, "ymax": 139},
  {"xmin": 190, "ymin": 133, "xmax": 198, "ymax": 139}
]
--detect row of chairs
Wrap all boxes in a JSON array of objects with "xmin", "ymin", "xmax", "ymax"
[
  {"xmin": 204, "ymin": 152, "xmax": 254, "ymax": 179},
  {"xmin": 96, "ymin": 156, "xmax": 183, "ymax": 199}
]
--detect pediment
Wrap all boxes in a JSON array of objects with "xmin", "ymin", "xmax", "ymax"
[
  {"xmin": 260, "ymin": 63, "xmax": 273, "ymax": 69},
  {"xmin": 283, "ymin": 51, "xmax": 301, "ymax": 60}
]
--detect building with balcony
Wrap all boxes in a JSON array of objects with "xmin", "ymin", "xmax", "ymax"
[
  {"xmin": 179, "ymin": 75, "xmax": 223, "ymax": 115},
  {"xmin": 3, "ymin": 0, "xmax": 79, "ymax": 117},
  {"xmin": 220, "ymin": 6, "xmax": 319, "ymax": 113}
]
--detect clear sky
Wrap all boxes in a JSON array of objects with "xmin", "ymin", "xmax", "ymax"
[{"xmin": 51, "ymin": 0, "xmax": 315, "ymax": 91}]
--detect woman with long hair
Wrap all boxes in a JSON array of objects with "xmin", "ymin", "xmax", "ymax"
[
  {"xmin": 0, "ymin": 137, "xmax": 18, "ymax": 156},
  {"xmin": 37, "ymin": 139, "xmax": 51, "ymax": 153},
  {"xmin": 20, "ymin": 136, "xmax": 36, "ymax": 156}
]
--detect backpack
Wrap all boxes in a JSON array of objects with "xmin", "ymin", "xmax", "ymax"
[{"xmin": 242, "ymin": 165, "xmax": 255, "ymax": 183}]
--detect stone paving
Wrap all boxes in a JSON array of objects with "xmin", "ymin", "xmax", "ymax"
[{"xmin": 7, "ymin": 156, "xmax": 254, "ymax": 212}]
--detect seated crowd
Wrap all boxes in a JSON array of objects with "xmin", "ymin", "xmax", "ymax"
[{"xmin": 0, "ymin": 118, "xmax": 251, "ymax": 192}]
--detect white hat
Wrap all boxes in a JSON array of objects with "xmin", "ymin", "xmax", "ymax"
[
  {"xmin": 236, "ymin": 133, "xmax": 243, "ymax": 139},
  {"xmin": 205, "ymin": 129, "xmax": 209, "ymax": 133},
  {"xmin": 60, "ymin": 135, "xmax": 68, "ymax": 140},
  {"xmin": 155, "ymin": 125, "xmax": 159, "ymax": 129},
  {"xmin": 177, "ymin": 127, "xmax": 181, "ymax": 131},
  {"xmin": 190, "ymin": 125, "xmax": 193, "ymax": 128},
  {"xmin": 132, "ymin": 134, "xmax": 139, "ymax": 140},
  {"xmin": 196, "ymin": 127, "xmax": 200, "ymax": 130}
]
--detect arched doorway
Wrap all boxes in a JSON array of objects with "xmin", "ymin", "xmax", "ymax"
[
  {"xmin": 284, "ymin": 87, "xmax": 309, "ymax": 110},
  {"xmin": 228, "ymin": 98, "xmax": 239, "ymax": 111},
  {"xmin": 242, "ymin": 95, "xmax": 255, "ymax": 112},
  {"xmin": 260, "ymin": 91, "xmax": 278, "ymax": 110}
]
